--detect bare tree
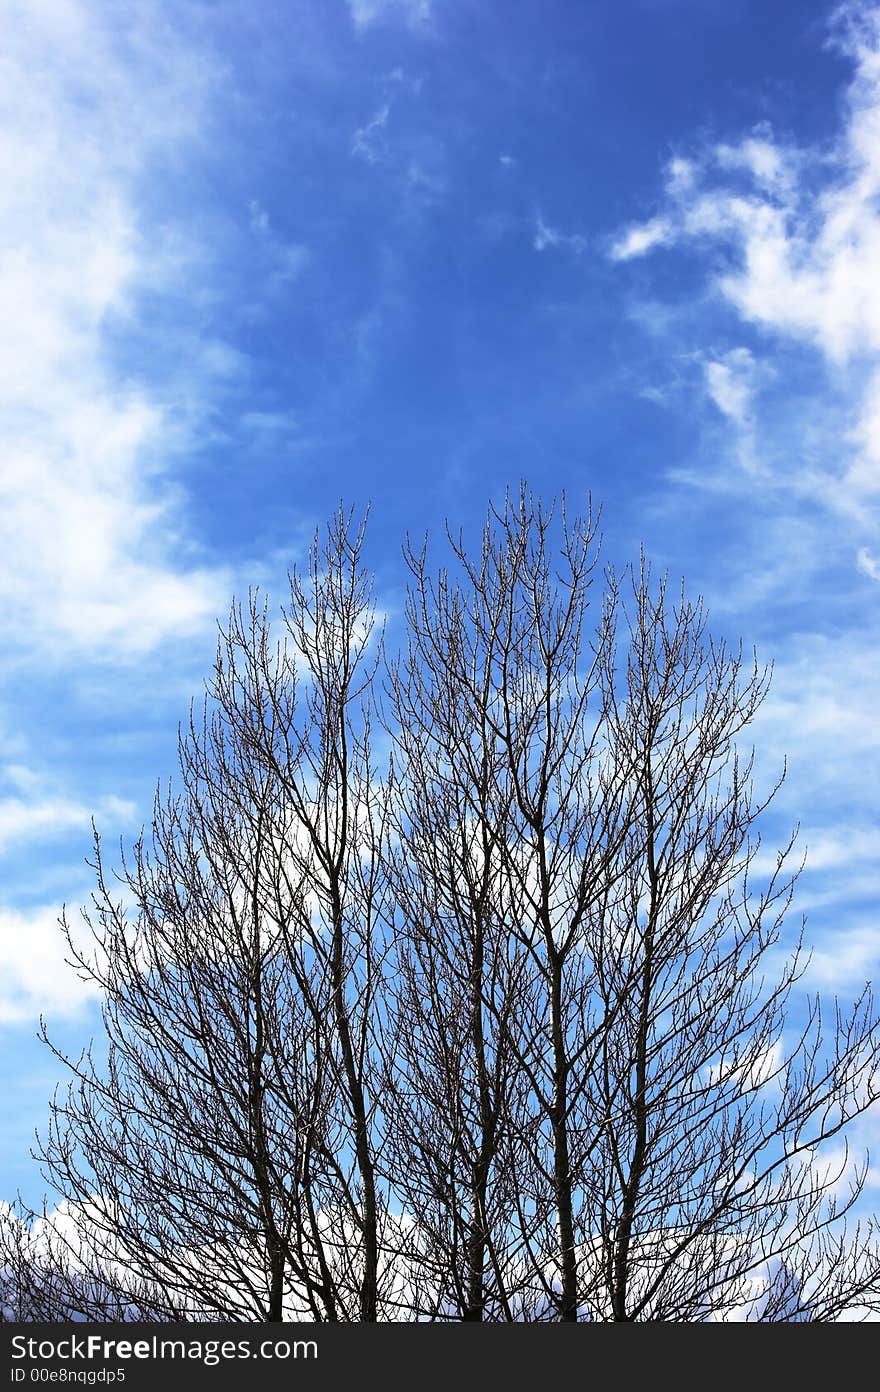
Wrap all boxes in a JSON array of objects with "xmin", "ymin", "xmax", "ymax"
[
  {"xmin": 380, "ymin": 490, "xmax": 880, "ymax": 1320},
  {"xmin": 381, "ymin": 492, "xmax": 634, "ymax": 1321},
  {"xmin": 2, "ymin": 507, "xmax": 390, "ymax": 1322},
  {"xmin": 3, "ymin": 490, "xmax": 879, "ymax": 1322},
  {"xmin": 578, "ymin": 556, "xmax": 880, "ymax": 1320},
  {"xmin": 381, "ymin": 530, "xmax": 537, "ymax": 1320}
]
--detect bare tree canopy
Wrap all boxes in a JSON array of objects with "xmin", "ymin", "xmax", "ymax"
[{"xmin": 3, "ymin": 491, "xmax": 879, "ymax": 1322}]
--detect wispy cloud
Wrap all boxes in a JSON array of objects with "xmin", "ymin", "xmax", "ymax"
[
  {"xmin": 799, "ymin": 922, "xmax": 880, "ymax": 989},
  {"xmin": 386, "ymin": 66, "xmax": 425, "ymax": 95},
  {"xmin": 0, "ymin": 764, "xmax": 134, "ymax": 857},
  {"xmin": 605, "ymin": 1, "xmax": 880, "ymax": 1009},
  {"xmin": 857, "ymin": 545, "xmax": 880, "ymax": 579},
  {"xmin": 745, "ymin": 621, "xmax": 880, "ymax": 971},
  {"xmin": 0, "ymin": 904, "xmax": 98, "ymax": 1025},
  {"xmin": 610, "ymin": 2, "xmax": 880, "ymax": 553},
  {"xmin": 533, "ymin": 213, "xmax": 586, "ymax": 255},
  {"xmin": 352, "ymin": 100, "xmax": 393, "ymax": 163},
  {"xmin": 349, "ymin": 0, "xmax": 432, "ymax": 33},
  {"xmin": 704, "ymin": 348, "xmax": 758, "ymax": 427},
  {"xmin": 608, "ymin": 215, "xmax": 673, "ymax": 262},
  {"xmin": 247, "ymin": 200, "xmax": 309, "ymax": 289},
  {"xmin": 700, "ymin": 346, "xmax": 769, "ymax": 474},
  {"xmin": 0, "ymin": 0, "xmax": 235, "ymax": 662},
  {"xmin": 350, "ymin": 77, "xmax": 446, "ymax": 216},
  {"xmin": 0, "ymin": 759, "xmax": 123, "ymax": 1025}
]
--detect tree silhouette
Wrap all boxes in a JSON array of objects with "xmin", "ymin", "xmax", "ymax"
[
  {"xmin": 3, "ymin": 491, "xmax": 878, "ymax": 1321},
  {"xmin": 2, "ymin": 508, "xmax": 390, "ymax": 1321}
]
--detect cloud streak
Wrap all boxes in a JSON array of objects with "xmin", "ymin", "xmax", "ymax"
[
  {"xmin": 0, "ymin": 764, "xmax": 134, "ymax": 857},
  {"xmin": 349, "ymin": 0, "xmax": 432, "ymax": 32},
  {"xmin": 533, "ymin": 214, "xmax": 586, "ymax": 255},
  {"xmin": 352, "ymin": 101, "xmax": 393, "ymax": 163},
  {"xmin": 0, "ymin": 0, "xmax": 233, "ymax": 662}
]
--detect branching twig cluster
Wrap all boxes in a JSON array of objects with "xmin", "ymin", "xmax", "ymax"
[{"xmin": 3, "ymin": 491, "xmax": 878, "ymax": 1321}]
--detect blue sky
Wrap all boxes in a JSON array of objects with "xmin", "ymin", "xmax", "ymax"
[{"xmin": 1, "ymin": 0, "xmax": 879, "ymax": 1207}]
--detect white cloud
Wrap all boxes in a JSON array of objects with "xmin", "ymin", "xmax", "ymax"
[
  {"xmin": 349, "ymin": 0, "xmax": 432, "ymax": 32},
  {"xmin": 385, "ymin": 67, "xmax": 425, "ymax": 97},
  {"xmin": 857, "ymin": 545, "xmax": 880, "ymax": 578},
  {"xmin": 613, "ymin": 17, "xmax": 880, "ymax": 353},
  {"xmin": 0, "ymin": 763, "xmax": 135, "ymax": 856},
  {"xmin": 406, "ymin": 159, "xmax": 447, "ymax": 202},
  {"xmin": 0, "ymin": 796, "xmax": 116, "ymax": 857},
  {"xmin": 802, "ymin": 922, "xmax": 880, "ymax": 989},
  {"xmin": 742, "ymin": 627, "xmax": 880, "ymax": 984},
  {"xmin": 610, "ymin": 9, "xmax": 880, "ymax": 478},
  {"xmin": 750, "ymin": 627, "xmax": 880, "ymax": 791},
  {"xmin": 248, "ymin": 199, "xmax": 270, "ymax": 234},
  {"xmin": 704, "ymin": 348, "xmax": 758, "ymax": 426},
  {"xmin": 608, "ymin": 215, "xmax": 673, "ymax": 262},
  {"xmin": 247, "ymin": 199, "xmax": 309, "ymax": 288},
  {"xmin": 239, "ymin": 410, "xmax": 302, "ymax": 440},
  {"xmin": 799, "ymin": 826, "xmax": 880, "ymax": 873},
  {"xmin": 605, "ymin": 6, "xmax": 880, "ymax": 1015},
  {"xmin": 0, "ymin": 0, "xmax": 233, "ymax": 661},
  {"xmin": 610, "ymin": 0, "xmax": 880, "ymax": 579},
  {"xmin": 848, "ymin": 367, "xmax": 880, "ymax": 489},
  {"xmin": 714, "ymin": 129, "xmax": 798, "ymax": 195},
  {"xmin": 0, "ymin": 904, "xmax": 99, "ymax": 1025},
  {"xmin": 352, "ymin": 101, "xmax": 392, "ymax": 163},
  {"xmin": 533, "ymin": 214, "xmax": 586, "ymax": 255},
  {"xmin": 665, "ymin": 157, "xmax": 696, "ymax": 194}
]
